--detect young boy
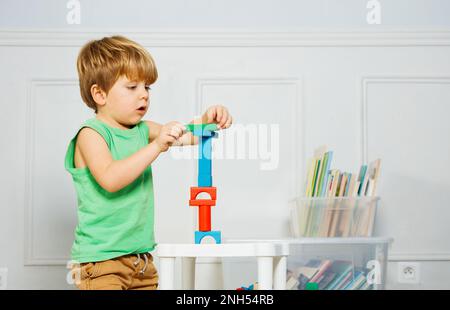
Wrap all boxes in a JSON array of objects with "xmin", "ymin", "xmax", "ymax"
[{"xmin": 64, "ymin": 36, "xmax": 232, "ymax": 290}]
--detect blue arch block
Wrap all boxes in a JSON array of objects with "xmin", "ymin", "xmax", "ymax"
[{"xmin": 195, "ymin": 231, "xmax": 222, "ymax": 244}]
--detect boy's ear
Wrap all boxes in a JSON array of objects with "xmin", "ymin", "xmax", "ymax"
[{"xmin": 90, "ymin": 84, "xmax": 107, "ymax": 107}]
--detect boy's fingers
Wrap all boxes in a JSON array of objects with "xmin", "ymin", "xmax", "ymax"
[
  {"xmin": 220, "ymin": 110, "xmax": 228, "ymax": 127},
  {"xmin": 207, "ymin": 109, "xmax": 215, "ymax": 123},
  {"xmin": 224, "ymin": 116, "xmax": 232, "ymax": 129},
  {"xmin": 176, "ymin": 124, "xmax": 186, "ymax": 134},
  {"xmin": 216, "ymin": 107, "xmax": 223, "ymax": 123},
  {"xmin": 169, "ymin": 123, "xmax": 185, "ymax": 138},
  {"xmin": 173, "ymin": 129, "xmax": 183, "ymax": 139},
  {"xmin": 167, "ymin": 135, "xmax": 176, "ymax": 143}
]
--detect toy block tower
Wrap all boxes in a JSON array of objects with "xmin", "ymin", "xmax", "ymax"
[{"xmin": 185, "ymin": 123, "xmax": 221, "ymax": 244}]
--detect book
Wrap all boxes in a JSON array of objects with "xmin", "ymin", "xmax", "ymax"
[
  {"xmin": 317, "ymin": 270, "xmax": 337, "ymax": 290},
  {"xmin": 352, "ymin": 180, "xmax": 361, "ymax": 197},
  {"xmin": 357, "ymin": 165, "xmax": 368, "ymax": 196},
  {"xmin": 332, "ymin": 173, "xmax": 349, "ymax": 236},
  {"xmin": 338, "ymin": 173, "xmax": 348, "ymax": 197},
  {"xmin": 311, "ymin": 159, "xmax": 321, "ymax": 197},
  {"xmin": 286, "ymin": 276, "xmax": 299, "ymax": 290},
  {"xmin": 325, "ymin": 261, "xmax": 354, "ymax": 290},
  {"xmin": 367, "ymin": 159, "xmax": 382, "ymax": 196},
  {"xmin": 319, "ymin": 151, "xmax": 333, "ymax": 197},
  {"xmin": 359, "ymin": 281, "xmax": 373, "ymax": 290},
  {"xmin": 325, "ymin": 170, "xmax": 334, "ymax": 197},
  {"xmin": 314, "ymin": 155, "xmax": 325, "ymax": 197},
  {"xmin": 306, "ymin": 158, "xmax": 319, "ymax": 197},
  {"xmin": 293, "ymin": 265, "xmax": 320, "ymax": 281},
  {"xmin": 336, "ymin": 271, "xmax": 354, "ymax": 290},
  {"xmin": 341, "ymin": 173, "xmax": 357, "ymax": 237},
  {"xmin": 346, "ymin": 174, "xmax": 356, "ymax": 198},
  {"xmin": 360, "ymin": 159, "xmax": 381, "ymax": 235},
  {"xmin": 311, "ymin": 146, "xmax": 327, "ymax": 197},
  {"xmin": 344, "ymin": 173, "xmax": 352, "ymax": 196},
  {"xmin": 304, "ymin": 146, "xmax": 326, "ymax": 236},
  {"xmin": 304, "ymin": 158, "xmax": 315, "ymax": 197},
  {"xmin": 321, "ymin": 170, "xmax": 338, "ymax": 236},
  {"xmin": 294, "ymin": 260, "xmax": 323, "ymax": 290},
  {"xmin": 309, "ymin": 260, "xmax": 333, "ymax": 283},
  {"xmin": 343, "ymin": 271, "xmax": 366, "ymax": 290},
  {"xmin": 366, "ymin": 178, "xmax": 375, "ymax": 196},
  {"xmin": 360, "ymin": 173, "xmax": 370, "ymax": 196},
  {"xmin": 328, "ymin": 171, "xmax": 343, "ymax": 236}
]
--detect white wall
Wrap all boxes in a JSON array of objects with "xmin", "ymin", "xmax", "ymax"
[
  {"xmin": 1, "ymin": 0, "xmax": 450, "ymax": 29},
  {"xmin": 0, "ymin": 0, "xmax": 450, "ymax": 290}
]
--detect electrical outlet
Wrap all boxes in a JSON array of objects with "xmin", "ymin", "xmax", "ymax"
[
  {"xmin": 0, "ymin": 268, "xmax": 7, "ymax": 290},
  {"xmin": 398, "ymin": 262, "xmax": 420, "ymax": 284}
]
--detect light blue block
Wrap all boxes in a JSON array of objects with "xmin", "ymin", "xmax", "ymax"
[
  {"xmin": 198, "ymin": 136, "xmax": 212, "ymax": 186},
  {"xmin": 195, "ymin": 231, "xmax": 222, "ymax": 244},
  {"xmin": 198, "ymin": 175, "xmax": 212, "ymax": 187},
  {"xmin": 201, "ymin": 136, "xmax": 212, "ymax": 161},
  {"xmin": 198, "ymin": 155, "xmax": 211, "ymax": 177},
  {"xmin": 198, "ymin": 158, "xmax": 211, "ymax": 185}
]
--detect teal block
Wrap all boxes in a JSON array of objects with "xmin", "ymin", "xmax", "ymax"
[
  {"xmin": 195, "ymin": 231, "xmax": 222, "ymax": 244},
  {"xmin": 185, "ymin": 124, "xmax": 219, "ymax": 137}
]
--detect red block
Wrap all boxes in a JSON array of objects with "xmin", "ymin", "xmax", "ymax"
[
  {"xmin": 189, "ymin": 186, "xmax": 217, "ymax": 232},
  {"xmin": 190, "ymin": 187, "xmax": 216, "ymax": 200},
  {"xmin": 189, "ymin": 199, "xmax": 216, "ymax": 207},
  {"xmin": 199, "ymin": 206, "xmax": 211, "ymax": 231}
]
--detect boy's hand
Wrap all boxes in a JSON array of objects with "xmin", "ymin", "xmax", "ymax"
[
  {"xmin": 201, "ymin": 105, "xmax": 233, "ymax": 130},
  {"xmin": 154, "ymin": 122, "xmax": 186, "ymax": 152}
]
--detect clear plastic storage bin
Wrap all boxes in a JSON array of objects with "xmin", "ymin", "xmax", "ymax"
[
  {"xmin": 222, "ymin": 238, "xmax": 392, "ymax": 290},
  {"xmin": 290, "ymin": 197, "xmax": 379, "ymax": 238}
]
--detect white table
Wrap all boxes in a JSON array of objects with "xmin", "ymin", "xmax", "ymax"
[{"xmin": 156, "ymin": 242, "xmax": 289, "ymax": 290}]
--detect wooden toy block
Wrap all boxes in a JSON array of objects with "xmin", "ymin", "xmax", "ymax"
[
  {"xmin": 195, "ymin": 230, "xmax": 222, "ymax": 244},
  {"xmin": 199, "ymin": 206, "xmax": 211, "ymax": 231},
  {"xmin": 198, "ymin": 175, "xmax": 212, "ymax": 187},
  {"xmin": 189, "ymin": 199, "xmax": 216, "ymax": 206},
  {"xmin": 198, "ymin": 135, "xmax": 213, "ymax": 186},
  {"xmin": 200, "ymin": 136, "xmax": 213, "ymax": 161},
  {"xmin": 190, "ymin": 187, "xmax": 216, "ymax": 200},
  {"xmin": 185, "ymin": 123, "xmax": 219, "ymax": 136}
]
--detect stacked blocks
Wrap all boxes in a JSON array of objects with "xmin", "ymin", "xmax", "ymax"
[{"xmin": 185, "ymin": 123, "xmax": 221, "ymax": 244}]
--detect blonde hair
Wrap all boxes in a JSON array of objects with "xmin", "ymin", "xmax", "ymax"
[{"xmin": 76, "ymin": 35, "xmax": 158, "ymax": 113}]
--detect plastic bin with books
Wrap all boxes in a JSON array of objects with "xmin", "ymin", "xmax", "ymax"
[
  {"xmin": 221, "ymin": 238, "xmax": 392, "ymax": 290},
  {"xmin": 293, "ymin": 146, "xmax": 383, "ymax": 237},
  {"xmin": 285, "ymin": 237, "xmax": 392, "ymax": 290},
  {"xmin": 290, "ymin": 196, "xmax": 379, "ymax": 238}
]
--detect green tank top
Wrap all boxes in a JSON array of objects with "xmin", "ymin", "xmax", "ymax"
[{"xmin": 64, "ymin": 118, "xmax": 156, "ymax": 263}]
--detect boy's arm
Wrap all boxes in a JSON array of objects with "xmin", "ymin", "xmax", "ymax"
[{"xmin": 77, "ymin": 127, "xmax": 162, "ymax": 193}]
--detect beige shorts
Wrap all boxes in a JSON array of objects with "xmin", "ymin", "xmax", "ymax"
[{"xmin": 72, "ymin": 253, "xmax": 158, "ymax": 290}]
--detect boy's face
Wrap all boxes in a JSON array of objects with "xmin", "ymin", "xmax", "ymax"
[{"xmin": 103, "ymin": 75, "xmax": 150, "ymax": 127}]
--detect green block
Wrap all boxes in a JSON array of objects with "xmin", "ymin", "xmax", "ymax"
[
  {"xmin": 306, "ymin": 282, "xmax": 319, "ymax": 290},
  {"xmin": 185, "ymin": 123, "xmax": 219, "ymax": 133}
]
